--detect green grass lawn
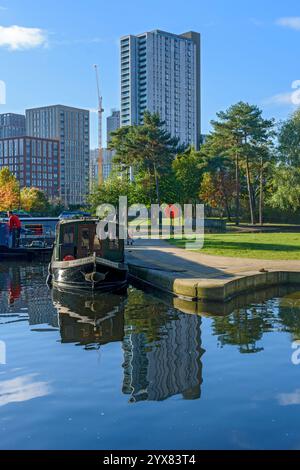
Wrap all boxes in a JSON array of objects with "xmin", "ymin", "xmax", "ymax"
[{"xmin": 169, "ymin": 232, "xmax": 300, "ymax": 260}]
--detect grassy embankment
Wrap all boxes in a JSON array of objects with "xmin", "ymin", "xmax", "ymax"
[{"xmin": 169, "ymin": 232, "xmax": 300, "ymax": 260}]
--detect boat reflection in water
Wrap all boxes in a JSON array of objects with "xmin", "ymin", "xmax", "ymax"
[
  {"xmin": 52, "ymin": 288, "xmax": 126, "ymax": 348},
  {"xmin": 1, "ymin": 263, "xmax": 205, "ymax": 403}
]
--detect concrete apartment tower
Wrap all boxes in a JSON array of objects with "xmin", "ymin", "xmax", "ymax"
[
  {"xmin": 120, "ymin": 30, "xmax": 201, "ymax": 149},
  {"xmin": 26, "ymin": 105, "xmax": 90, "ymax": 206}
]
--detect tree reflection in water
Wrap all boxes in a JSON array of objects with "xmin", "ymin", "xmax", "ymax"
[
  {"xmin": 211, "ymin": 290, "xmax": 300, "ymax": 354},
  {"xmin": 2, "ymin": 263, "xmax": 300, "ymax": 404}
]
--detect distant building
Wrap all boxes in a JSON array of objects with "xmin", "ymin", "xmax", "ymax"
[
  {"xmin": 120, "ymin": 29, "xmax": 201, "ymax": 148},
  {"xmin": 0, "ymin": 136, "xmax": 60, "ymax": 200},
  {"xmin": 0, "ymin": 113, "xmax": 26, "ymax": 139},
  {"xmin": 26, "ymin": 105, "xmax": 90, "ymax": 206},
  {"xmin": 89, "ymin": 148, "xmax": 115, "ymax": 187},
  {"xmin": 107, "ymin": 110, "xmax": 120, "ymax": 145},
  {"xmin": 102, "ymin": 149, "xmax": 115, "ymax": 180},
  {"xmin": 89, "ymin": 148, "xmax": 99, "ymax": 189},
  {"xmin": 200, "ymin": 134, "xmax": 208, "ymax": 146}
]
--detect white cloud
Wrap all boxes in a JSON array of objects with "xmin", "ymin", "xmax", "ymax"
[
  {"xmin": 263, "ymin": 91, "xmax": 297, "ymax": 107},
  {"xmin": 278, "ymin": 389, "xmax": 300, "ymax": 406},
  {"xmin": 0, "ymin": 25, "xmax": 48, "ymax": 50},
  {"xmin": 0, "ymin": 374, "xmax": 50, "ymax": 407},
  {"xmin": 276, "ymin": 17, "xmax": 300, "ymax": 30}
]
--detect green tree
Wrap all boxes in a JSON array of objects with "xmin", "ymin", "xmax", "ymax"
[
  {"xmin": 88, "ymin": 173, "xmax": 148, "ymax": 213},
  {"xmin": 268, "ymin": 109, "xmax": 300, "ymax": 214},
  {"xmin": 20, "ymin": 187, "xmax": 50, "ymax": 214},
  {"xmin": 268, "ymin": 166, "xmax": 300, "ymax": 212},
  {"xmin": 173, "ymin": 146, "xmax": 204, "ymax": 204},
  {"xmin": 205, "ymin": 102, "xmax": 275, "ymax": 225},
  {"xmin": 109, "ymin": 112, "xmax": 180, "ymax": 205},
  {"xmin": 278, "ymin": 109, "xmax": 300, "ymax": 166}
]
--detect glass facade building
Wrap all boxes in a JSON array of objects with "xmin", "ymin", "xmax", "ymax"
[
  {"xmin": 0, "ymin": 113, "xmax": 26, "ymax": 139},
  {"xmin": 26, "ymin": 105, "xmax": 90, "ymax": 206}
]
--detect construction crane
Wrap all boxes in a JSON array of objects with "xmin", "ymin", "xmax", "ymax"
[{"xmin": 94, "ymin": 64, "xmax": 104, "ymax": 185}]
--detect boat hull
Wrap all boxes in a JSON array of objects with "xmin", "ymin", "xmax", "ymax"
[
  {"xmin": 50, "ymin": 256, "xmax": 128, "ymax": 292},
  {"xmin": 0, "ymin": 245, "xmax": 52, "ymax": 261}
]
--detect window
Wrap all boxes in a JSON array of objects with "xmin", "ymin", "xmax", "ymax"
[{"xmin": 62, "ymin": 225, "xmax": 75, "ymax": 245}]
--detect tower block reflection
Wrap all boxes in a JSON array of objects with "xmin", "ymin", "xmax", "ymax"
[{"xmin": 122, "ymin": 292, "xmax": 204, "ymax": 402}]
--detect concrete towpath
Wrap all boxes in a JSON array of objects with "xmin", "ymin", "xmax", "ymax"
[{"xmin": 126, "ymin": 238, "xmax": 300, "ymax": 302}]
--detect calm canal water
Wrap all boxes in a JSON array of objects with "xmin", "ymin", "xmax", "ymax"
[{"xmin": 0, "ymin": 262, "xmax": 300, "ymax": 450}]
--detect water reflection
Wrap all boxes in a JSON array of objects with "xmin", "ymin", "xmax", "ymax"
[
  {"xmin": 208, "ymin": 291, "xmax": 300, "ymax": 354},
  {"xmin": 122, "ymin": 290, "xmax": 204, "ymax": 402},
  {"xmin": 0, "ymin": 263, "xmax": 205, "ymax": 403},
  {"xmin": 210, "ymin": 302, "xmax": 278, "ymax": 354},
  {"xmin": 278, "ymin": 292, "xmax": 300, "ymax": 341},
  {"xmin": 52, "ymin": 289, "xmax": 126, "ymax": 348},
  {"xmin": 3, "ymin": 263, "xmax": 300, "ymax": 448},
  {"xmin": 0, "ymin": 375, "xmax": 51, "ymax": 407},
  {"xmin": 2, "ymin": 262, "xmax": 300, "ymax": 405},
  {"xmin": 0, "ymin": 263, "xmax": 58, "ymax": 328}
]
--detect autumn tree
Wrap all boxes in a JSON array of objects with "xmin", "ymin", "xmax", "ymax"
[
  {"xmin": 20, "ymin": 188, "xmax": 49, "ymax": 214},
  {"xmin": 0, "ymin": 168, "xmax": 20, "ymax": 211},
  {"xmin": 199, "ymin": 155, "xmax": 235, "ymax": 220}
]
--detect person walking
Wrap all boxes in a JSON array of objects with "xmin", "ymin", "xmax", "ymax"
[{"xmin": 7, "ymin": 211, "xmax": 21, "ymax": 248}]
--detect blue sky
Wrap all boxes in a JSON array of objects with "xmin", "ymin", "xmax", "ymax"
[{"xmin": 0, "ymin": 0, "xmax": 299, "ymax": 147}]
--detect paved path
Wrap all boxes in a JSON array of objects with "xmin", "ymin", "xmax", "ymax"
[{"xmin": 126, "ymin": 238, "xmax": 300, "ymax": 302}]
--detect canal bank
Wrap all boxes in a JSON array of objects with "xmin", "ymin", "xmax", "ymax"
[{"xmin": 126, "ymin": 239, "xmax": 300, "ymax": 302}]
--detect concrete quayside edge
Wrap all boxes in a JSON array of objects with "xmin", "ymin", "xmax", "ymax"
[
  {"xmin": 128, "ymin": 264, "xmax": 300, "ymax": 302},
  {"xmin": 126, "ymin": 239, "xmax": 300, "ymax": 303}
]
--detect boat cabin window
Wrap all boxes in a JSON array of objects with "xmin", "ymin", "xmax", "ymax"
[
  {"xmin": 63, "ymin": 225, "xmax": 74, "ymax": 244},
  {"xmin": 24, "ymin": 224, "xmax": 43, "ymax": 235},
  {"xmin": 93, "ymin": 233, "xmax": 102, "ymax": 253},
  {"xmin": 81, "ymin": 228, "xmax": 90, "ymax": 251},
  {"xmin": 77, "ymin": 224, "xmax": 102, "ymax": 259},
  {"xmin": 59, "ymin": 222, "xmax": 104, "ymax": 261},
  {"xmin": 60, "ymin": 224, "xmax": 76, "ymax": 260}
]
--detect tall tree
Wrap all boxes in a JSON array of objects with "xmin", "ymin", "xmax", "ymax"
[
  {"xmin": 199, "ymin": 155, "xmax": 235, "ymax": 220},
  {"xmin": 173, "ymin": 146, "xmax": 204, "ymax": 204},
  {"xmin": 267, "ymin": 109, "xmax": 300, "ymax": 215},
  {"xmin": 206, "ymin": 102, "xmax": 274, "ymax": 225},
  {"xmin": 109, "ymin": 112, "xmax": 180, "ymax": 205},
  {"xmin": 278, "ymin": 109, "xmax": 300, "ymax": 166},
  {"xmin": 268, "ymin": 166, "xmax": 300, "ymax": 212}
]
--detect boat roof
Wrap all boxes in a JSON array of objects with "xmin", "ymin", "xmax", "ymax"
[
  {"xmin": 58, "ymin": 217, "xmax": 99, "ymax": 225},
  {"xmin": 0, "ymin": 217, "xmax": 59, "ymax": 222}
]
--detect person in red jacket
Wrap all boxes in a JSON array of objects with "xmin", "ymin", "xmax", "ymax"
[{"xmin": 7, "ymin": 211, "xmax": 21, "ymax": 248}]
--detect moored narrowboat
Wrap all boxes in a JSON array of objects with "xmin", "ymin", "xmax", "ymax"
[
  {"xmin": 0, "ymin": 220, "xmax": 54, "ymax": 260},
  {"xmin": 48, "ymin": 218, "xmax": 128, "ymax": 292}
]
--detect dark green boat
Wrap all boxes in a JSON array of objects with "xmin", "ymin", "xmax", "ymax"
[{"xmin": 48, "ymin": 218, "xmax": 128, "ymax": 292}]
